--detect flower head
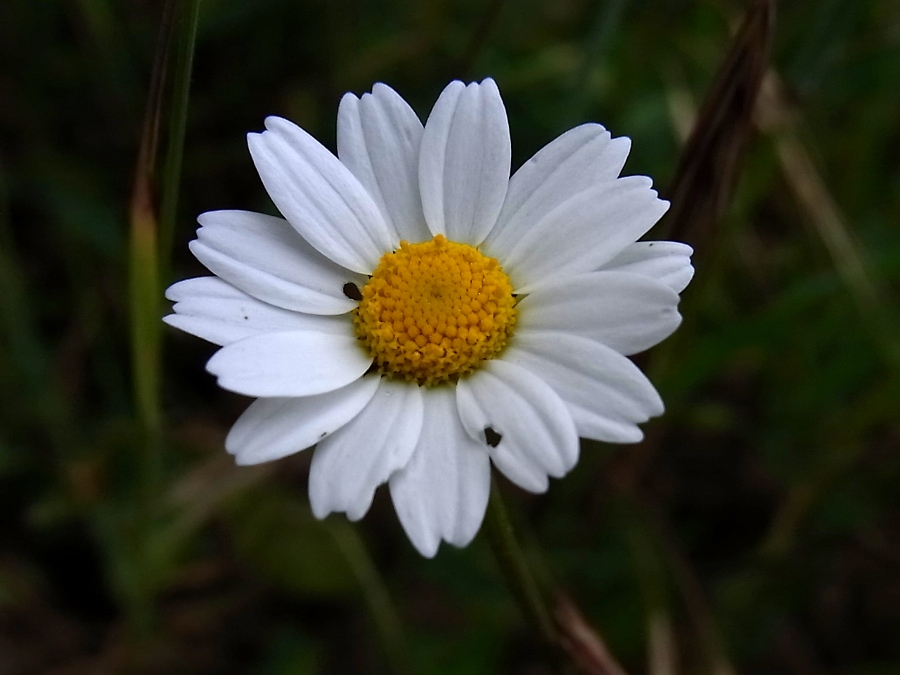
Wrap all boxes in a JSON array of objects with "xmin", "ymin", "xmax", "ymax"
[{"xmin": 165, "ymin": 79, "xmax": 693, "ymax": 557}]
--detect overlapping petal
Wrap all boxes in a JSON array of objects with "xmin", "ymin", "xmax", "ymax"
[
  {"xmin": 206, "ymin": 329, "xmax": 372, "ymax": 398},
  {"xmin": 164, "ymin": 277, "xmax": 349, "ymax": 346},
  {"xmin": 602, "ymin": 241, "xmax": 695, "ymax": 293},
  {"xmin": 506, "ymin": 331, "xmax": 664, "ymax": 443},
  {"xmin": 247, "ymin": 116, "xmax": 393, "ymax": 273},
  {"xmin": 484, "ymin": 123, "xmax": 630, "ymax": 259},
  {"xmin": 419, "ymin": 79, "xmax": 511, "ymax": 246},
  {"xmin": 309, "ymin": 379, "xmax": 424, "ymax": 521},
  {"xmin": 337, "ymin": 83, "xmax": 431, "ymax": 244},
  {"xmin": 516, "ymin": 271, "xmax": 681, "ymax": 356},
  {"xmin": 390, "ymin": 387, "xmax": 490, "ymax": 557},
  {"xmin": 225, "ymin": 376, "xmax": 381, "ymax": 465},
  {"xmin": 496, "ymin": 177, "xmax": 669, "ymax": 293},
  {"xmin": 188, "ymin": 210, "xmax": 365, "ymax": 315},
  {"xmin": 456, "ymin": 360, "xmax": 579, "ymax": 493}
]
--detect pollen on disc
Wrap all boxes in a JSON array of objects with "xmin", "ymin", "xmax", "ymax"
[{"xmin": 353, "ymin": 234, "xmax": 517, "ymax": 386}]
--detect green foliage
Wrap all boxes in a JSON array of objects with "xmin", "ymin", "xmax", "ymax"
[{"xmin": 0, "ymin": 0, "xmax": 898, "ymax": 672}]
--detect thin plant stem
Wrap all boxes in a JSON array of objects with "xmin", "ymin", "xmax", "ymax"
[
  {"xmin": 484, "ymin": 476, "xmax": 558, "ymax": 645},
  {"xmin": 327, "ymin": 522, "xmax": 414, "ymax": 675},
  {"xmin": 486, "ymin": 479, "xmax": 635, "ymax": 674}
]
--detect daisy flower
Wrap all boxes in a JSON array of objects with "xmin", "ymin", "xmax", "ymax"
[{"xmin": 165, "ymin": 79, "xmax": 693, "ymax": 557}]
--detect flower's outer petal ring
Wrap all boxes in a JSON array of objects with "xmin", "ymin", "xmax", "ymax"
[
  {"xmin": 206, "ymin": 330, "xmax": 373, "ymax": 398},
  {"xmin": 500, "ymin": 177, "xmax": 670, "ymax": 294},
  {"xmin": 247, "ymin": 116, "xmax": 393, "ymax": 274},
  {"xmin": 337, "ymin": 84, "xmax": 431, "ymax": 245},
  {"xmin": 456, "ymin": 360, "xmax": 579, "ymax": 493},
  {"xmin": 310, "ymin": 379, "xmax": 424, "ymax": 522},
  {"xmin": 419, "ymin": 79, "xmax": 511, "ymax": 246},
  {"xmin": 389, "ymin": 387, "xmax": 490, "ymax": 558},
  {"xmin": 188, "ymin": 210, "xmax": 365, "ymax": 315},
  {"xmin": 225, "ymin": 375, "xmax": 381, "ymax": 465},
  {"xmin": 164, "ymin": 277, "xmax": 349, "ymax": 346},
  {"xmin": 506, "ymin": 331, "xmax": 664, "ymax": 444},
  {"xmin": 517, "ymin": 271, "xmax": 682, "ymax": 356},
  {"xmin": 484, "ymin": 124, "xmax": 630, "ymax": 259},
  {"xmin": 601, "ymin": 241, "xmax": 695, "ymax": 294}
]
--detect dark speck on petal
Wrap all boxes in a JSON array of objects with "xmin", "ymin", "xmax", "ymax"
[{"xmin": 343, "ymin": 282, "xmax": 363, "ymax": 301}]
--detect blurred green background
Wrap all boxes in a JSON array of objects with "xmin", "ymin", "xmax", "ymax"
[{"xmin": 1, "ymin": 0, "xmax": 899, "ymax": 673}]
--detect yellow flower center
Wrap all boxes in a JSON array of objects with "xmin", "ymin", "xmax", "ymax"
[{"xmin": 354, "ymin": 234, "xmax": 517, "ymax": 386}]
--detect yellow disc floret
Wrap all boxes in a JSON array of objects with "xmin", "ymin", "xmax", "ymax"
[{"xmin": 354, "ymin": 234, "xmax": 517, "ymax": 386}]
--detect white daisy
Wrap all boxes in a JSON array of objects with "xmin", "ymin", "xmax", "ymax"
[{"xmin": 165, "ymin": 79, "xmax": 693, "ymax": 557}]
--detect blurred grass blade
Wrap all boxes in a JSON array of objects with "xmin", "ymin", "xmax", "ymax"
[
  {"xmin": 160, "ymin": 0, "xmax": 201, "ymax": 271},
  {"xmin": 124, "ymin": 0, "xmax": 179, "ymax": 635},
  {"xmin": 661, "ymin": 0, "xmax": 775, "ymax": 256},
  {"xmin": 624, "ymin": 516, "xmax": 679, "ymax": 675},
  {"xmin": 647, "ymin": 612, "xmax": 678, "ymax": 675},
  {"xmin": 129, "ymin": 182, "xmax": 162, "ymax": 433},
  {"xmin": 130, "ymin": 0, "xmax": 201, "ymax": 431},
  {"xmin": 755, "ymin": 71, "xmax": 900, "ymax": 367},
  {"xmin": 646, "ymin": 507, "xmax": 738, "ymax": 675},
  {"xmin": 129, "ymin": 0, "xmax": 177, "ymax": 434},
  {"xmin": 757, "ymin": 73, "xmax": 878, "ymax": 307},
  {"xmin": 554, "ymin": 594, "xmax": 631, "ymax": 675}
]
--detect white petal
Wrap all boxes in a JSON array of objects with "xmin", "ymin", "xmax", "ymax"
[
  {"xmin": 247, "ymin": 116, "xmax": 393, "ymax": 273},
  {"xmin": 309, "ymin": 379, "xmax": 423, "ymax": 521},
  {"xmin": 164, "ymin": 277, "xmax": 348, "ymax": 346},
  {"xmin": 337, "ymin": 83, "xmax": 431, "ymax": 244},
  {"xmin": 506, "ymin": 331, "xmax": 664, "ymax": 444},
  {"xmin": 516, "ymin": 271, "xmax": 682, "ymax": 356},
  {"xmin": 206, "ymin": 329, "xmax": 372, "ymax": 397},
  {"xmin": 602, "ymin": 241, "xmax": 695, "ymax": 294},
  {"xmin": 456, "ymin": 360, "xmax": 579, "ymax": 493},
  {"xmin": 484, "ymin": 124, "xmax": 631, "ymax": 260},
  {"xmin": 389, "ymin": 386, "xmax": 490, "ymax": 557},
  {"xmin": 225, "ymin": 375, "xmax": 381, "ymax": 465},
  {"xmin": 498, "ymin": 177, "xmax": 670, "ymax": 293},
  {"xmin": 418, "ymin": 79, "xmax": 511, "ymax": 245},
  {"xmin": 188, "ymin": 210, "xmax": 365, "ymax": 315}
]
